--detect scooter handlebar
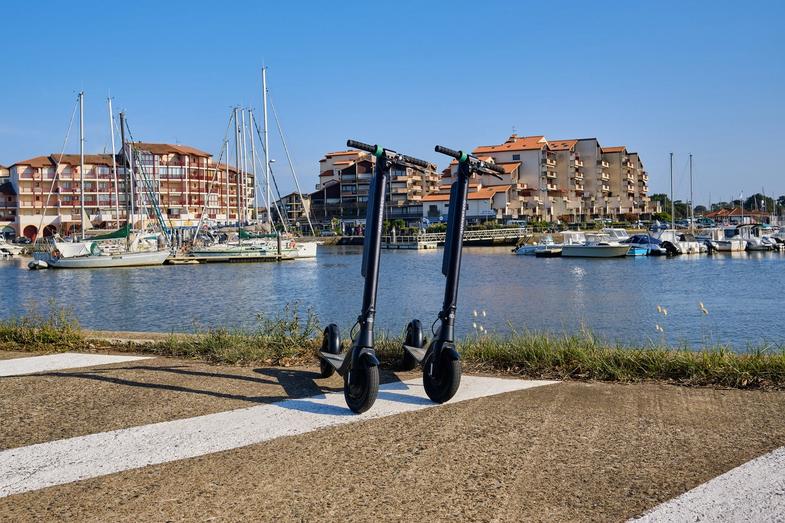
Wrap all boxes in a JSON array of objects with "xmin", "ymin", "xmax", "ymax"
[
  {"xmin": 434, "ymin": 145, "xmax": 464, "ymax": 160},
  {"xmin": 435, "ymin": 145, "xmax": 506, "ymax": 176},
  {"xmin": 348, "ymin": 139, "xmax": 430, "ymax": 169},
  {"xmin": 347, "ymin": 139, "xmax": 379, "ymax": 155}
]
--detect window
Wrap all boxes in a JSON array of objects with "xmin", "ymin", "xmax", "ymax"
[{"xmin": 512, "ymin": 154, "xmax": 520, "ymax": 161}]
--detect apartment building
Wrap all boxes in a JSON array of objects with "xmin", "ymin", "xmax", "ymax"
[
  {"xmin": 435, "ymin": 135, "xmax": 651, "ymax": 222},
  {"xmin": 421, "ymin": 182, "xmax": 511, "ymax": 222},
  {"xmin": 312, "ymin": 149, "xmax": 440, "ymax": 227},
  {"xmin": 6, "ymin": 143, "xmax": 254, "ymax": 240},
  {"xmin": 270, "ymin": 191, "xmax": 311, "ymax": 230}
]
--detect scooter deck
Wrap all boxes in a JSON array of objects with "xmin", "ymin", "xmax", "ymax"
[
  {"xmin": 319, "ymin": 351, "xmax": 349, "ymax": 371},
  {"xmin": 403, "ymin": 344, "xmax": 427, "ymax": 363}
]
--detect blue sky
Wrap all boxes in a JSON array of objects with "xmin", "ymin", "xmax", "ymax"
[{"xmin": 1, "ymin": 0, "xmax": 783, "ymax": 204}]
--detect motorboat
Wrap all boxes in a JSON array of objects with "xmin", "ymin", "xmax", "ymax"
[
  {"xmin": 656, "ymin": 229, "xmax": 706, "ymax": 254},
  {"xmin": 0, "ymin": 237, "xmax": 24, "ymax": 256},
  {"xmin": 561, "ymin": 232, "xmax": 630, "ymax": 258},
  {"xmin": 601, "ymin": 228, "xmax": 631, "ymax": 242},
  {"xmin": 621, "ymin": 234, "xmax": 667, "ymax": 256},
  {"xmin": 514, "ymin": 235, "xmax": 558, "ymax": 255}
]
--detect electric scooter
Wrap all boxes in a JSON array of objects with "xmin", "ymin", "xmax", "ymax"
[
  {"xmin": 319, "ymin": 139, "xmax": 431, "ymax": 413},
  {"xmin": 401, "ymin": 145, "xmax": 504, "ymax": 403}
]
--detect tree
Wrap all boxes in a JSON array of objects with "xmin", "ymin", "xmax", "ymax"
[
  {"xmin": 694, "ymin": 205, "xmax": 707, "ymax": 215},
  {"xmin": 744, "ymin": 193, "xmax": 775, "ymax": 213}
]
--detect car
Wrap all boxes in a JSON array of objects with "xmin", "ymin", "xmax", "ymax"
[
  {"xmin": 13, "ymin": 237, "xmax": 31, "ymax": 244},
  {"xmin": 320, "ymin": 230, "xmax": 337, "ymax": 237}
]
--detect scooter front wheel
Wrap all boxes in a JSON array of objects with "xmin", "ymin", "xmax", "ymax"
[
  {"xmin": 344, "ymin": 365, "xmax": 379, "ymax": 414},
  {"xmin": 423, "ymin": 352, "xmax": 461, "ymax": 403}
]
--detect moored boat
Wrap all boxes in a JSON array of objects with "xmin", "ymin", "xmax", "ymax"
[{"xmin": 561, "ymin": 233, "xmax": 630, "ymax": 258}]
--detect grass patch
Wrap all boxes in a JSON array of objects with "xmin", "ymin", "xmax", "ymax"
[
  {"xmin": 2, "ymin": 307, "xmax": 785, "ymax": 389},
  {"xmin": 0, "ymin": 307, "xmax": 83, "ymax": 352}
]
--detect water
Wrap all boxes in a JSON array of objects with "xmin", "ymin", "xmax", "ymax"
[{"xmin": 1, "ymin": 247, "xmax": 783, "ymax": 350}]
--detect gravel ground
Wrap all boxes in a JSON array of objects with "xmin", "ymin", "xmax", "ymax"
[{"xmin": 2, "ymin": 351, "xmax": 785, "ymax": 522}]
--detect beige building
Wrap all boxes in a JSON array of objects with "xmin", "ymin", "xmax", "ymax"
[{"xmin": 7, "ymin": 143, "xmax": 254, "ymax": 240}]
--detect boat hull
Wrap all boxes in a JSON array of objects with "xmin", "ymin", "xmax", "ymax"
[
  {"xmin": 43, "ymin": 250, "xmax": 169, "ymax": 269},
  {"xmin": 561, "ymin": 245, "xmax": 630, "ymax": 258}
]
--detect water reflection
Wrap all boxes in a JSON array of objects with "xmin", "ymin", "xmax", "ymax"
[{"xmin": 1, "ymin": 246, "xmax": 784, "ymax": 350}]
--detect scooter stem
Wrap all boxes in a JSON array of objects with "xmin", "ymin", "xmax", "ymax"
[
  {"xmin": 438, "ymin": 160, "xmax": 471, "ymax": 343},
  {"xmin": 357, "ymin": 152, "xmax": 389, "ymax": 349}
]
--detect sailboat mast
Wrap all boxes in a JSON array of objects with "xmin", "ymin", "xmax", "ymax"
[
  {"xmin": 669, "ymin": 152, "xmax": 674, "ymax": 231},
  {"xmin": 689, "ymin": 153, "xmax": 694, "ymax": 233},
  {"xmin": 241, "ymin": 109, "xmax": 249, "ymax": 223},
  {"xmin": 119, "ymin": 112, "xmax": 130, "ymax": 249},
  {"xmin": 108, "ymin": 97, "xmax": 120, "ymax": 229},
  {"xmin": 262, "ymin": 67, "xmax": 271, "ymax": 231},
  {"xmin": 234, "ymin": 107, "xmax": 242, "ymax": 227},
  {"xmin": 249, "ymin": 110, "xmax": 258, "ymax": 221},
  {"xmin": 79, "ymin": 91, "xmax": 86, "ymax": 240}
]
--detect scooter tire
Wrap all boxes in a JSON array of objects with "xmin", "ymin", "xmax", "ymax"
[
  {"xmin": 423, "ymin": 352, "xmax": 461, "ymax": 404},
  {"xmin": 344, "ymin": 364, "xmax": 379, "ymax": 414},
  {"xmin": 319, "ymin": 324, "xmax": 341, "ymax": 379},
  {"xmin": 401, "ymin": 319, "xmax": 424, "ymax": 371}
]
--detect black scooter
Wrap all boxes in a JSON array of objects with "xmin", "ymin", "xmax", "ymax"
[
  {"xmin": 319, "ymin": 139, "xmax": 431, "ymax": 413},
  {"xmin": 401, "ymin": 145, "xmax": 504, "ymax": 403}
]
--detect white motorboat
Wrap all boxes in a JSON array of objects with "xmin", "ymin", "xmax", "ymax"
[
  {"xmin": 656, "ymin": 229, "xmax": 706, "ymax": 254},
  {"xmin": 0, "ymin": 237, "xmax": 24, "ymax": 256},
  {"xmin": 514, "ymin": 235, "xmax": 558, "ymax": 255},
  {"xmin": 561, "ymin": 232, "xmax": 630, "ymax": 258}
]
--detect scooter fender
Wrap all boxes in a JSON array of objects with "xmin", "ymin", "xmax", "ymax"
[
  {"xmin": 355, "ymin": 347, "xmax": 380, "ymax": 368},
  {"xmin": 440, "ymin": 342, "xmax": 461, "ymax": 361}
]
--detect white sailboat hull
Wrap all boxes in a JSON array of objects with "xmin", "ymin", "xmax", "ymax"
[{"xmin": 40, "ymin": 250, "xmax": 169, "ymax": 269}]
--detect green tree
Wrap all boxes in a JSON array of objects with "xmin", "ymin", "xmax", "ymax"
[
  {"xmin": 744, "ymin": 193, "xmax": 775, "ymax": 212},
  {"xmin": 694, "ymin": 205, "xmax": 708, "ymax": 215}
]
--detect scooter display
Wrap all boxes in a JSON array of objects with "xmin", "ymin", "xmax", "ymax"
[
  {"xmin": 401, "ymin": 145, "xmax": 504, "ymax": 403},
  {"xmin": 319, "ymin": 139, "xmax": 431, "ymax": 413}
]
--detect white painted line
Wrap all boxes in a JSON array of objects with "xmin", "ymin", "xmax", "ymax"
[
  {"xmin": 632, "ymin": 446, "xmax": 785, "ymax": 522},
  {"xmin": 0, "ymin": 376, "xmax": 556, "ymax": 497},
  {"xmin": 0, "ymin": 353, "xmax": 152, "ymax": 377}
]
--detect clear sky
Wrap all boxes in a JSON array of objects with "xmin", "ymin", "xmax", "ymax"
[{"xmin": 1, "ymin": 0, "xmax": 783, "ymax": 205}]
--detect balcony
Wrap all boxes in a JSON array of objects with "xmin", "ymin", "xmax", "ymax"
[
  {"xmin": 641, "ymin": 173, "xmax": 649, "ymax": 182},
  {"xmin": 601, "ymin": 172, "xmax": 610, "ymax": 181},
  {"xmin": 546, "ymin": 183, "xmax": 559, "ymax": 191},
  {"xmin": 601, "ymin": 184, "xmax": 610, "ymax": 192},
  {"xmin": 572, "ymin": 172, "xmax": 584, "ymax": 180},
  {"xmin": 626, "ymin": 173, "xmax": 635, "ymax": 182},
  {"xmin": 574, "ymin": 183, "xmax": 584, "ymax": 191},
  {"xmin": 543, "ymin": 170, "xmax": 557, "ymax": 179},
  {"xmin": 573, "ymin": 159, "xmax": 584, "ymax": 168},
  {"xmin": 544, "ymin": 157, "xmax": 556, "ymax": 167},
  {"xmin": 600, "ymin": 160, "xmax": 610, "ymax": 168},
  {"xmin": 626, "ymin": 184, "xmax": 636, "ymax": 193},
  {"xmin": 625, "ymin": 161, "xmax": 634, "ymax": 169}
]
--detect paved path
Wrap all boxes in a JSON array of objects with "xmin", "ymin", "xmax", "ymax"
[
  {"xmin": 0, "ymin": 376, "xmax": 556, "ymax": 498},
  {"xmin": 0, "ymin": 353, "xmax": 151, "ymax": 377},
  {"xmin": 633, "ymin": 446, "xmax": 785, "ymax": 522}
]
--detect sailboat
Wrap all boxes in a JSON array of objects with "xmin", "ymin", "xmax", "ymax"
[{"xmin": 32, "ymin": 92, "xmax": 170, "ymax": 269}]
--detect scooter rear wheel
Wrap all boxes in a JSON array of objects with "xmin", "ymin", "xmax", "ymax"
[
  {"xmin": 319, "ymin": 324, "xmax": 341, "ymax": 379},
  {"xmin": 423, "ymin": 352, "xmax": 461, "ymax": 404},
  {"xmin": 344, "ymin": 365, "xmax": 379, "ymax": 414},
  {"xmin": 400, "ymin": 319, "xmax": 424, "ymax": 371}
]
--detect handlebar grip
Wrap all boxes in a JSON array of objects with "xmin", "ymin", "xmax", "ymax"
[
  {"xmin": 485, "ymin": 162, "xmax": 505, "ymax": 174},
  {"xmin": 401, "ymin": 154, "xmax": 430, "ymax": 169},
  {"xmin": 346, "ymin": 139, "xmax": 378, "ymax": 155},
  {"xmin": 434, "ymin": 145, "xmax": 464, "ymax": 160}
]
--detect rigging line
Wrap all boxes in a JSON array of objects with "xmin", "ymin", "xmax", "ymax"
[
  {"xmin": 194, "ymin": 109, "xmax": 235, "ymax": 235},
  {"xmin": 268, "ymin": 93, "xmax": 315, "ymax": 236},
  {"xmin": 250, "ymin": 116, "xmax": 289, "ymax": 231},
  {"xmin": 123, "ymin": 120, "xmax": 171, "ymax": 237},
  {"xmin": 37, "ymin": 96, "xmax": 80, "ymax": 241},
  {"xmin": 251, "ymin": 150, "xmax": 288, "ymax": 231}
]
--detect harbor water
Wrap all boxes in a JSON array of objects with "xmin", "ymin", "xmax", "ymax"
[{"xmin": 1, "ymin": 247, "xmax": 783, "ymax": 350}]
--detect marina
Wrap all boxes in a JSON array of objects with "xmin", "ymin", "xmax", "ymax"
[{"xmin": 3, "ymin": 245, "xmax": 784, "ymax": 349}]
